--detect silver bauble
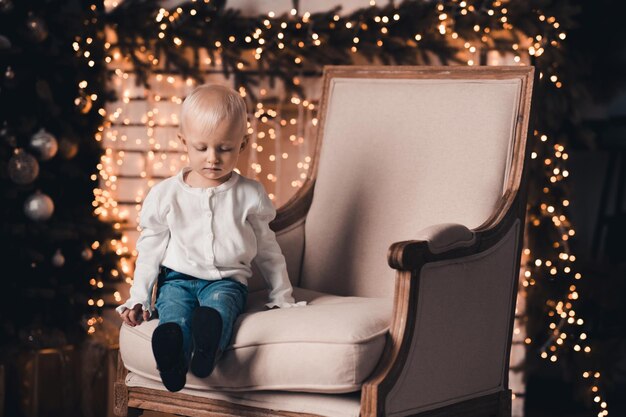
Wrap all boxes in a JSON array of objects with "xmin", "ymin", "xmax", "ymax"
[
  {"xmin": 0, "ymin": 0, "xmax": 13, "ymax": 13},
  {"xmin": 0, "ymin": 35, "xmax": 11, "ymax": 49},
  {"xmin": 26, "ymin": 14, "xmax": 48, "ymax": 43},
  {"xmin": 4, "ymin": 65, "xmax": 14, "ymax": 80},
  {"xmin": 52, "ymin": 249, "xmax": 65, "ymax": 267},
  {"xmin": 0, "ymin": 125, "xmax": 16, "ymax": 147},
  {"xmin": 81, "ymin": 248, "xmax": 93, "ymax": 261},
  {"xmin": 24, "ymin": 191, "xmax": 54, "ymax": 221},
  {"xmin": 30, "ymin": 128, "xmax": 58, "ymax": 160},
  {"xmin": 59, "ymin": 138, "xmax": 78, "ymax": 159},
  {"xmin": 8, "ymin": 149, "xmax": 39, "ymax": 185},
  {"xmin": 74, "ymin": 94, "xmax": 92, "ymax": 114}
]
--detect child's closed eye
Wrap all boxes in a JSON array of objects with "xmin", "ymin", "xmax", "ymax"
[{"xmin": 195, "ymin": 147, "xmax": 232, "ymax": 152}]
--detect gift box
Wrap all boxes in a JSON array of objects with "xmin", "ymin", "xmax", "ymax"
[
  {"xmin": 79, "ymin": 341, "xmax": 119, "ymax": 417},
  {"xmin": 16, "ymin": 345, "xmax": 78, "ymax": 417}
]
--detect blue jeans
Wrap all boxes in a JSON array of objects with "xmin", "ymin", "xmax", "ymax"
[{"xmin": 155, "ymin": 266, "xmax": 248, "ymax": 360}]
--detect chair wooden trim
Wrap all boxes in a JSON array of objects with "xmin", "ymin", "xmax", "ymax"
[
  {"xmin": 114, "ymin": 65, "xmax": 535, "ymax": 417},
  {"xmin": 360, "ymin": 191, "xmax": 528, "ymax": 417}
]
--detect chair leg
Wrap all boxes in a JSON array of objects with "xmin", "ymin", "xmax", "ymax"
[
  {"xmin": 114, "ymin": 380, "xmax": 131, "ymax": 416},
  {"xmin": 114, "ymin": 348, "xmax": 139, "ymax": 417},
  {"xmin": 113, "ymin": 393, "xmax": 143, "ymax": 417}
]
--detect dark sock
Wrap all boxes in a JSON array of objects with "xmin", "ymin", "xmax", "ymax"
[
  {"xmin": 151, "ymin": 322, "xmax": 188, "ymax": 392},
  {"xmin": 190, "ymin": 306, "xmax": 223, "ymax": 378}
]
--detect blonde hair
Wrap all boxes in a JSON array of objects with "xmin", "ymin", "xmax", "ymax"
[{"xmin": 180, "ymin": 84, "xmax": 247, "ymax": 138}]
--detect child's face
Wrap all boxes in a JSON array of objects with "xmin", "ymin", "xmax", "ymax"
[{"xmin": 178, "ymin": 115, "xmax": 248, "ymax": 187}]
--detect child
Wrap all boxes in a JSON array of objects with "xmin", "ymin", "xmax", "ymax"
[{"xmin": 116, "ymin": 83, "xmax": 305, "ymax": 392}]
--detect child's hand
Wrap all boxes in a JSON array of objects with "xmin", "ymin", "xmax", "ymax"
[{"xmin": 119, "ymin": 304, "xmax": 151, "ymax": 327}]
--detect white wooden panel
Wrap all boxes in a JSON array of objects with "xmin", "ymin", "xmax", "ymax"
[
  {"xmin": 510, "ymin": 344, "xmax": 526, "ymax": 368},
  {"xmin": 110, "ymin": 178, "xmax": 150, "ymax": 202},
  {"xmin": 104, "ymin": 151, "xmax": 146, "ymax": 177},
  {"xmin": 513, "ymin": 317, "xmax": 526, "ymax": 343}
]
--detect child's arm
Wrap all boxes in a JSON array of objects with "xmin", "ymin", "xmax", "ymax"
[
  {"xmin": 116, "ymin": 186, "xmax": 170, "ymax": 320},
  {"xmin": 249, "ymin": 183, "xmax": 307, "ymax": 309}
]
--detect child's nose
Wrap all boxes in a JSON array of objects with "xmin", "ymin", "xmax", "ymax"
[{"xmin": 206, "ymin": 149, "xmax": 219, "ymax": 163}]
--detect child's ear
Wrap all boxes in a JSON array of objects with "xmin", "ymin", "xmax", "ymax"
[{"xmin": 239, "ymin": 135, "xmax": 250, "ymax": 152}]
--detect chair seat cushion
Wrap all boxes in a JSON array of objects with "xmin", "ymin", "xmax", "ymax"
[{"xmin": 119, "ymin": 287, "xmax": 393, "ymax": 393}]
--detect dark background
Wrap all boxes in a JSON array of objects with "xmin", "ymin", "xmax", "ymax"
[{"xmin": 526, "ymin": 1, "xmax": 626, "ymax": 415}]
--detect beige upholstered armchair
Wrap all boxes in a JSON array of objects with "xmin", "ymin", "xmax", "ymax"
[{"xmin": 114, "ymin": 66, "xmax": 535, "ymax": 417}]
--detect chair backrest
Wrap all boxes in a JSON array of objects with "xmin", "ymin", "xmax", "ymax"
[{"xmin": 299, "ymin": 66, "xmax": 533, "ymax": 298}]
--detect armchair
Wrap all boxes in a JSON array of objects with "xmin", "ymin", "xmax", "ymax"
[{"xmin": 114, "ymin": 65, "xmax": 535, "ymax": 417}]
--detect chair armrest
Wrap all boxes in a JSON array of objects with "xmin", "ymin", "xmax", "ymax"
[
  {"xmin": 388, "ymin": 188, "xmax": 524, "ymax": 272},
  {"xmin": 416, "ymin": 223, "xmax": 476, "ymax": 253},
  {"xmin": 388, "ymin": 223, "xmax": 476, "ymax": 270},
  {"xmin": 363, "ymin": 203, "xmax": 525, "ymax": 416}
]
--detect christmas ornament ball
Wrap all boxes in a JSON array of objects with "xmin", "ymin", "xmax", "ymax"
[
  {"xmin": 52, "ymin": 249, "xmax": 65, "ymax": 267},
  {"xmin": 0, "ymin": 34, "xmax": 11, "ymax": 49},
  {"xmin": 8, "ymin": 149, "xmax": 39, "ymax": 185},
  {"xmin": 4, "ymin": 65, "xmax": 15, "ymax": 80},
  {"xmin": 24, "ymin": 191, "xmax": 54, "ymax": 221},
  {"xmin": 30, "ymin": 128, "xmax": 58, "ymax": 160},
  {"xmin": 0, "ymin": 0, "xmax": 13, "ymax": 13},
  {"xmin": 59, "ymin": 138, "xmax": 79, "ymax": 159},
  {"xmin": 0, "ymin": 125, "xmax": 16, "ymax": 147},
  {"xmin": 81, "ymin": 248, "xmax": 93, "ymax": 261},
  {"xmin": 74, "ymin": 94, "xmax": 92, "ymax": 114},
  {"xmin": 25, "ymin": 14, "xmax": 48, "ymax": 42}
]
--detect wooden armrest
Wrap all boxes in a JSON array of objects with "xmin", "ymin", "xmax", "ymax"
[
  {"xmin": 387, "ymin": 190, "xmax": 522, "ymax": 271},
  {"xmin": 388, "ymin": 223, "xmax": 477, "ymax": 270},
  {"xmin": 387, "ymin": 240, "xmax": 427, "ymax": 271},
  {"xmin": 363, "ymin": 193, "xmax": 526, "ymax": 416}
]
